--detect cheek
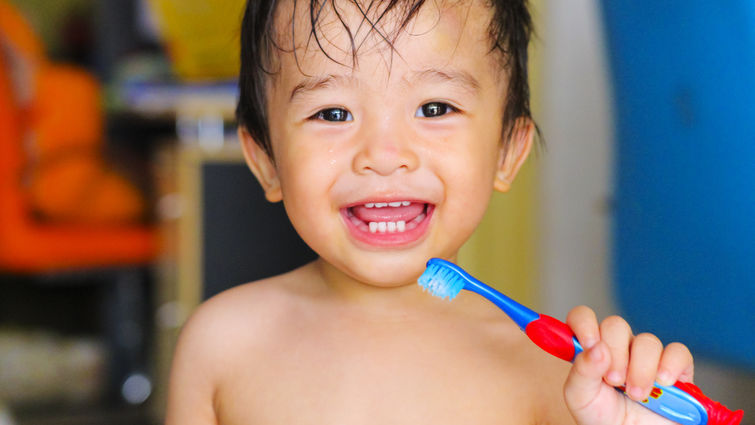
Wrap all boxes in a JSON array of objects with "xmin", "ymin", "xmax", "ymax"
[
  {"xmin": 442, "ymin": 136, "xmax": 500, "ymax": 186},
  {"xmin": 448, "ymin": 172, "xmax": 494, "ymax": 225},
  {"xmin": 438, "ymin": 138, "xmax": 500, "ymax": 228},
  {"xmin": 276, "ymin": 147, "xmax": 341, "ymax": 238}
]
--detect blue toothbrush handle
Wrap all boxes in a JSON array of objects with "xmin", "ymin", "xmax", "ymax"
[
  {"xmin": 526, "ymin": 318, "xmax": 734, "ymax": 425},
  {"xmin": 623, "ymin": 382, "xmax": 708, "ymax": 425},
  {"xmin": 427, "ymin": 258, "xmax": 743, "ymax": 425},
  {"xmin": 569, "ymin": 336, "xmax": 717, "ymax": 425},
  {"xmin": 525, "ymin": 324, "xmax": 708, "ymax": 425}
]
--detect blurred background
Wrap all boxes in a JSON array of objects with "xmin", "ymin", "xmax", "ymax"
[{"xmin": 0, "ymin": 0, "xmax": 752, "ymax": 424}]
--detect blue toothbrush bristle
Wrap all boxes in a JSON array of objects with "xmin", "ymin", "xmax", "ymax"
[{"xmin": 418, "ymin": 262, "xmax": 465, "ymax": 300}]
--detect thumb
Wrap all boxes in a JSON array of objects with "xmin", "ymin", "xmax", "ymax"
[{"xmin": 564, "ymin": 341, "xmax": 625, "ymax": 425}]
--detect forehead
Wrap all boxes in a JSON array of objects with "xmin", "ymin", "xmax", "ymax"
[{"xmin": 269, "ymin": 0, "xmax": 500, "ymax": 89}]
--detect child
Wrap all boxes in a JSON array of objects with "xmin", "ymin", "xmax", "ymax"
[{"xmin": 166, "ymin": 1, "xmax": 695, "ymax": 424}]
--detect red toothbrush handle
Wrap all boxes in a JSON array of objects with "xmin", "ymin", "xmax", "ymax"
[
  {"xmin": 674, "ymin": 381, "xmax": 744, "ymax": 425},
  {"xmin": 525, "ymin": 314, "xmax": 580, "ymax": 361},
  {"xmin": 525, "ymin": 315, "xmax": 744, "ymax": 425}
]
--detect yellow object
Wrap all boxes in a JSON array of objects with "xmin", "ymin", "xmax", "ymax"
[
  {"xmin": 147, "ymin": 0, "xmax": 246, "ymax": 80},
  {"xmin": 458, "ymin": 159, "xmax": 539, "ymax": 306}
]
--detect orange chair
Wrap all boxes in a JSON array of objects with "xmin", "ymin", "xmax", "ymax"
[{"xmin": 0, "ymin": 1, "xmax": 155, "ymax": 272}]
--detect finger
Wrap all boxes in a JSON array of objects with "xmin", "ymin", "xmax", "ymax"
[
  {"xmin": 566, "ymin": 305, "xmax": 600, "ymax": 350},
  {"xmin": 599, "ymin": 315, "xmax": 633, "ymax": 386},
  {"xmin": 657, "ymin": 342, "xmax": 694, "ymax": 386},
  {"xmin": 626, "ymin": 332, "xmax": 663, "ymax": 401},
  {"xmin": 564, "ymin": 341, "xmax": 612, "ymax": 412}
]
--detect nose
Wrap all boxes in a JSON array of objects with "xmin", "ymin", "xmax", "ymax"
[{"xmin": 352, "ymin": 116, "xmax": 419, "ymax": 176}]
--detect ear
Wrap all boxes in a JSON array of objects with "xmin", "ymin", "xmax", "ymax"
[
  {"xmin": 493, "ymin": 117, "xmax": 535, "ymax": 193},
  {"xmin": 238, "ymin": 126, "xmax": 282, "ymax": 202}
]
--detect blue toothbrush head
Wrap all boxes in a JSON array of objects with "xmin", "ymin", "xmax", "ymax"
[{"xmin": 417, "ymin": 258, "xmax": 466, "ymax": 300}]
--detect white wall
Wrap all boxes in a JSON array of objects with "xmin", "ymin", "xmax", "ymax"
[
  {"xmin": 538, "ymin": 0, "xmax": 754, "ymax": 413},
  {"xmin": 539, "ymin": 0, "xmax": 614, "ymax": 319}
]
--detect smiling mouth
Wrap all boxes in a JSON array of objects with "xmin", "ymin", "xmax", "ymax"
[
  {"xmin": 344, "ymin": 201, "xmax": 430, "ymax": 233},
  {"xmin": 340, "ymin": 201, "xmax": 434, "ymax": 246}
]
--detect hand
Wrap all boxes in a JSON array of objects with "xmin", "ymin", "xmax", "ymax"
[{"xmin": 562, "ymin": 306, "xmax": 695, "ymax": 425}]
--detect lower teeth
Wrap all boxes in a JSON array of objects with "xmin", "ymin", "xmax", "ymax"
[
  {"xmin": 348, "ymin": 205, "xmax": 429, "ymax": 234},
  {"xmin": 366, "ymin": 213, "xmax": 426, "ymax": 233}
]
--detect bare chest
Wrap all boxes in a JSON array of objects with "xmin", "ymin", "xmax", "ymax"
[{"xmin": 215, "ymin": 323, "xmax": 543, "ymax": 425}]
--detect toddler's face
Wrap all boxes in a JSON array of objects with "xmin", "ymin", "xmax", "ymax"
[{"xmin": 242, "ymin": 0, "xmax": 532, "ymax": 287}]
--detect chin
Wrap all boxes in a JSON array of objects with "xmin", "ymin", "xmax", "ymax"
[{"xmin": 343, "ymin": 253, "xmax": 430, "ymax": 287}]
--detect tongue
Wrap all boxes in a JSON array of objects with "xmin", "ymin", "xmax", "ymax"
[{"xmin": 351, "ymin": 203, "xmax": 426, "ymax": 222}]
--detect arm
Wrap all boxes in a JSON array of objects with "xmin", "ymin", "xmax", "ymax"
[{"xmin": 164, "ymin": 306, "xmax": 221, "ymax": 425}]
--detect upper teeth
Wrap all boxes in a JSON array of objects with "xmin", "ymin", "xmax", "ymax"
[{"xmin": 365, "ymin": 201, "xmax": 411, "ymax": 208}]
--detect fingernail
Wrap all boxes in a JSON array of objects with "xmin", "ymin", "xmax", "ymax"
[
  {"xmin": 607, "ymin": 371, "xmax": 623, "ymax": 385},
  {"xmin": 657, "ymin": 371, "xmax": 673, "ymax": 386},
  {"xmin": 583, "ymin": 338, "xmax": 598, "ymax": 350},
  {"xmin": 629, "ymin": 386, "xmax": 645, "ymax": 400}
]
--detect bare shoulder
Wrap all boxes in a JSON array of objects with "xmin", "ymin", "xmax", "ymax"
[
  {"xmin": 179, "ymin": 262, "xmax": 319, "ymax": 364},
  {"xmin": 165, "ymin": 263, "xmax": 319, "ymax": 424}
]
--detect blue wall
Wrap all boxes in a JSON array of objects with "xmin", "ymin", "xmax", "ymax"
[{"xmin": 601, "ymin": 1, "xmax": 755, "ymax": 368}]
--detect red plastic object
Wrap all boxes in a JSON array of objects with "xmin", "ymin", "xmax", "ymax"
[
  {"xmin": 675, "ymin": 381, "xmax": 744, "ymax": 425},
  {"xmin": 525, "ymin": 314, "xmax": 744, "ymax": 425},
  {"xmin": 525, "ymin": 314, "xmax": 577, "ymax": 362}
]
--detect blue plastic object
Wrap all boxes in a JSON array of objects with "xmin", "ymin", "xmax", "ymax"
[
  {"xmin": 600, "ymin": 1, "xmax": 755, "ymax": 368},
  {"xmin": 417, "ymin": 259, "xmax": 736, "ymax": 425},
  {"xmin": 419, "ymin": 258, "xmax": 540, "ymax": 328}
]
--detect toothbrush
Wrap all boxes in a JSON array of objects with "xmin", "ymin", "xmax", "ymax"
[{"xmin": 418, "ymin": 258, "xmax": 744, "ymax": 425}]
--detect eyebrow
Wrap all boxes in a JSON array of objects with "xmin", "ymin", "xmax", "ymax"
[
  {"xmin": 288, "ymin": 67, "xmax": 481, "ymax": 102},
  {"xmin": 405, "ymin": 68, "xmax": 481, "ymax": 95},
  {"xmin": 289, "ymin": 74, "xmax": 359, "ymax": 102}
]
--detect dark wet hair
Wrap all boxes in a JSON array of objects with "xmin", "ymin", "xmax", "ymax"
[{"xmin": 236, "ymin": 0, "xmax": 534, "ymax": 158}]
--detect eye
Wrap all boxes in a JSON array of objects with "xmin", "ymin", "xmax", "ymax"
[
  {"xmin": 415, "ymin": 102, "xmax": 458, "ymax": 118},
  {"xmin": 312, "ymin": 108, "xmax": 353, "ymax": 122}
]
